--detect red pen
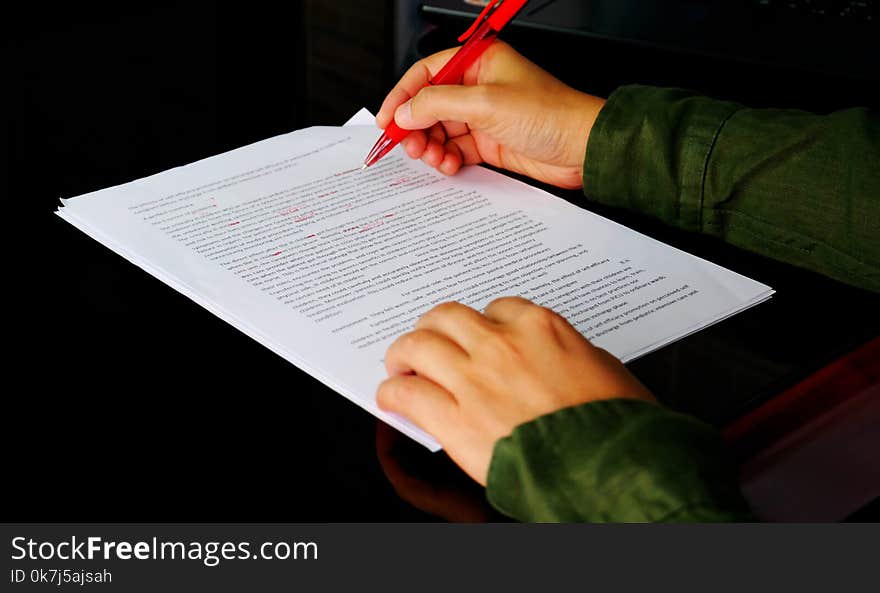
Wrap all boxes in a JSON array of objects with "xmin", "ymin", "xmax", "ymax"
[{"xmin": 362, "ymin": 0, "xmax": 529, "ymax": 169}]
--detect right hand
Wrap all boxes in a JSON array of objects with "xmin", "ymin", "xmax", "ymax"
[{"xmin": 375, "ymin": 42, "xmax": 606, "ymax": 189}]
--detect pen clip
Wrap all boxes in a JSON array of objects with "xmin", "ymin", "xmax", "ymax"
[{"xmin": 458, "ymin": 0, "xmax": 503, "ymax": 43}]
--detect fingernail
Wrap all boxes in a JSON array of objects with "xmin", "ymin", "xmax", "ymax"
[{"xmin": 395, "ymin": 100, "xmax": 413, "ymax": 127}]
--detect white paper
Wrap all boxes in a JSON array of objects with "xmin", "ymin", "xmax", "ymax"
[
  {"xmin": 57, "ymin": 112, "xmax": 773, "ymax": 450},
  {"xmin": 343, "ymin": 107, "xmax": 377, "ymax": 127}
]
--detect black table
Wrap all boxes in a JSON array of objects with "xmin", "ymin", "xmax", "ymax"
[{"xmin": 5, "ymin": 1, "xmax": 878, "ymax": 522}]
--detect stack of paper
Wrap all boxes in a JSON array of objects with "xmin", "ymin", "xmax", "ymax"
[{"xmin": 57, "ymin": 109, "xmax": 773, "ymax": 450}]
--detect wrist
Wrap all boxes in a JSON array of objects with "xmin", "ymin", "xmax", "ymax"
[{"xmin": 567, "ymin": 91, "xmax": 606, "ymax": 179}]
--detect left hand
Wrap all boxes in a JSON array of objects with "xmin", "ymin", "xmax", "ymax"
[{"xmin": 377, "ymin": 297, "xmax": 656, "ymax": 485}]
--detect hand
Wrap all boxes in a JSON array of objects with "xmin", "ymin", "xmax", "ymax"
[
  {"xmin": 375, "ymin": 42, "xmax": 606, "ymax": 189},
  {"xmin": 376, "ymin": 297, "xmax": 656, "ymax": 486}
]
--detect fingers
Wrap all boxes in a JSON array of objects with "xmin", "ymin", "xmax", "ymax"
[
  {"xmin": 400, "ymin": 124, "xmax": 443, "ymax": 162},
  {"xmin": 438, "ymin": 141, "xmax": 463, "ymax": 176},
  {"xmin": 484, "ymin": 297, "xmax": 581, "ymax": 349},
  {"xmin": 415, "ymin": 302, "xmax": 496, "ymax": 353},
  {"xmin": 483, "ymin": 296, "xmax": 538, "ymax": 324},
  {"xmin": 376, "ymin": 48, "xmax": 461, "ymax": 130},
  {"xmin": 421, "ymin": 124, "xmax": 447, "ymax": 168},
  {"xmin": 401, "ymin": 127, "xmax": 480, "ymax": 175},
  {"xmin": 445, "ymin": 133, "xmax": 483, "ymax": 167},
  {"xmin": 441, "ymin": 119, "xmax": 470, "ymax": 140},
  {"xmin": 384, "ymin": 328, "xmax": 469, "ymax": 386},
  {"xmin": 401, "ymin": 130, "xmax": 427, "ymax": 159},
  {"xmin": 394, "ymin": 84, "xmax": 494, "ymax": 131},
  {"xmin": 427, "ymin": 123, "xmax": 446, "ymax": 145},
  {"xmin": 376, "ymin": 373, "xmax": 458, "ymax": 437}
]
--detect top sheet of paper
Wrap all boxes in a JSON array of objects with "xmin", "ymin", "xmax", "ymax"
[{"xmin": 57, "ymin": 114, "xmax": 772, "ymax": 450}]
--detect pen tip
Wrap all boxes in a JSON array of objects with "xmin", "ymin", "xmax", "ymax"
[{"xmin": 361, "ymin": 164, "xmax": 368, "ymax": 170}]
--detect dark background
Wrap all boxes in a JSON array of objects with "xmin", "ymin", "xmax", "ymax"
[{"xmin": 3, "ymin": 1, "xmax": 878, "ymax": 521}]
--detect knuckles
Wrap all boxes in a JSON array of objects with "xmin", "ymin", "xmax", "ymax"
[
  {"xmin": 485, "ymin": 295, "xmax": 530, "ymax": 312},
  {"xmin": 520, "ymin": 304, "xmax": 561, "ymax": 330},
  {"xmin": 416, "ymin": 301, "xmax": 468, "ymax": 328},
  {"xmin": 427, "ymin": 301, "xmax": 467, "ymax": 317},
  {"xmin": 391, "ymin": 330, "xmax": 429, "ymax": 357}
]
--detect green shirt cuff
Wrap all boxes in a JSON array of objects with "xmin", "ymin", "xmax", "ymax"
[
  {"xmin": 486, "ymin": 399, "xmax": 752, "ymax": 522},
  {"xmin": 583, "ymin": 85, "xmax": 742, "ymax": 232}
]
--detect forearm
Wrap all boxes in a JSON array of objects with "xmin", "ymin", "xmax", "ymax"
[{"xmin": 582, "ymin": 85, "xmax": 880, "ymax": 293}]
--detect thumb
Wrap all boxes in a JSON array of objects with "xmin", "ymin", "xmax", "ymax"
[{"xmin": 394, "ymin": 84, "xmax": 494, "ymax": 131}]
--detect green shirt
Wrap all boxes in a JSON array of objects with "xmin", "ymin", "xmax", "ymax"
[{"xmin": 485, "ymin": 85, "xmax": 880, "ymax": 522}]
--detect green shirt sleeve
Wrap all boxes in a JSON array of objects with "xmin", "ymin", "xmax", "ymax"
[
  {"xmin": 485, "ymin": 87, "xmax": 878, "ymax": 522},
  {"xmin": 582, "ymin": 85, "xmax": 880, "ymax": 293},
  {"xmin": 486, "ymin": 399, "xmax": 752, "ymax": 522}
]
